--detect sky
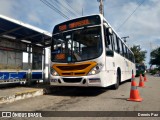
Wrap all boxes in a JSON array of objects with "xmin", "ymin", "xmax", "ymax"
[{"xmin": 0, "ymin": 0, "xmax": 160, "ymax": 68}]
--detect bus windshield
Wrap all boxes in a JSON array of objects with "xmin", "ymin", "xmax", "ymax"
[{"xmin": 51, "ymin": 26, "xmax": 102, "ymax": 63}]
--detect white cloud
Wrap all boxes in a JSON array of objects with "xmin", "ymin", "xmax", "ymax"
[
  {"xmin": 27, "ymin": 12, "xmax": 42, "ymax": 25},
  {"xmin": 103, "ymin": 0, "xmax": 160, "ymax": 66},
  {"xmin": 103, "ymin": 0, "xmax": 160, "ymax": 49},
  {"xmin": 0, "ymin": 0, "xmax": 16, "ymax": 17}
]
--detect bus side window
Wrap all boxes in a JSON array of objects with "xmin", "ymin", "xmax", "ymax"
[
  {"xmin": 128, "ymin": 51, "xmax": 132, "ymax": 61},
  {"xmin": 110, "ymin": 35, "xmax": 114, "ymax": 50},
  {"xmin": 113, "ymin": 33, "xmax": 118, "ymax": 53},
  {"xmin": 125, "ymin": 47, "xmax": 129, "ymax": 59},
  {"xmin": 119, "ymin": 39, "xmax": 123, "ymax": 56},
  {"xmin": 116, "ymin": 37, "xmax": 120, "ymax": 53},
  {"xmin": 104, "ymin": 27, "xmax": 109, "ymax": 47},
  {"xmin": 129, "ymin": 51, "xmax": 133, "ymax": 62},
  {"xmin": 121, "ymin": 43, "xmax": 125, "ymax": 57},
  {"xmin": 123, "ymin": 44, "xmax": 128, "ymax": 59},
  {"xmin": 104, "ymin": 27, "xmax": 113, "ymax": 50},
  {"xmin": 123, "ymin": 44, "xmax": 126, "ymax": 58}
]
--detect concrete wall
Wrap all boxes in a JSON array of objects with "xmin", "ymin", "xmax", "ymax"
[
  {"xmin": 0, "ymin": 50, "xmax": 22, "ymax": 70},
  {"xmin": 0, "ymin": 38, "xmax": 25, "ymax": 70},
  {"xmin": 0, "ymin": 38, "xmax": 26, "ymax": 51}
]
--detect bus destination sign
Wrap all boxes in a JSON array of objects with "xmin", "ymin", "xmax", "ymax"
[
  {"xmin": 59, "ymin": 19, "xmax": 90, "ymax": 31},
  {"xmin": 53, "ymin": 15, "xmax": 101, "ymax": 33}
]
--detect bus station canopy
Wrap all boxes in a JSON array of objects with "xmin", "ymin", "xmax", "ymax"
[{"xmin": 0, "ymin": 14, "xmax": 52, "ymax": 47}]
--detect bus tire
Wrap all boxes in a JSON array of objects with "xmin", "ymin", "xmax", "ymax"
[{"xmin": 113, "ymin": 71, "xmax": 120, "ymax": 90}]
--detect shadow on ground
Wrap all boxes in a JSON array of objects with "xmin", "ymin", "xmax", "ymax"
[
  {"xmin": 46, "ymin": 86, "xmax": 110, "ymax": 97},
  {"xmin": 0, "ymin": 79, "xmax": 131, "ymax": 97}
]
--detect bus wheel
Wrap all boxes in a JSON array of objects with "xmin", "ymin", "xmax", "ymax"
[{"xmin": 113, "ymin": 72, "xmax": 120, "ymax": 90}]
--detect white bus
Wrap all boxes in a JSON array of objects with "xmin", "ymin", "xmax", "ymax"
[{"xmin": 50, "ymin": 14, "xmax": 135, "ymax": 89}]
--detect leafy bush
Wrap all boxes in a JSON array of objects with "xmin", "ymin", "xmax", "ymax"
[{"xmin": 150, "ymin": 69, "xmax": 158, "ymax": 75}]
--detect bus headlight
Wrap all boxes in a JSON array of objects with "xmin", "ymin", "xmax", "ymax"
[
  {"xmin": 51, "ymin": 68, "xmax": 59, "ymax": 76},
  {"xmin": 88, "ymin": 63, "xmax": 103, "ymax": 75}
]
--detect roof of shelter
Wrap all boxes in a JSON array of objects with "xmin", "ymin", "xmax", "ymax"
[{"xmin": 0, "ymin": 14, "xmax": 52, "ymax": 47}]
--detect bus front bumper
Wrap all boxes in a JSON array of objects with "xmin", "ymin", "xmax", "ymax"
[{"xmin": 50, "ymin": 74, "xmax": 104, "ymax": 87}]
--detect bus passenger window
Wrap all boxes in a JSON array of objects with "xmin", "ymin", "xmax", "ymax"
[
  {"xmin": 106, "ymin": 35, "xmax": 113, "ymax": 50},
  {"xmin": 113, "ymin": 33, "xmax": 118, "ymax": 53},
  {"xmin": 116, "ymin": 37, "xmax": 120, "ymax": 53},
  {"xmin": 123, "ymin": 44, "xmax": 126, "ymax": 57},
  {"xmin": 126, "ymin": 47, "xmax": 129, "ymax": 59},
  {"xmin": 104, "ymin": 27, "xmax": 113, "ymax": 50},
  {"xmin": 123, "ymin": 44, "xmax": 128, "ymax": 58},
  {"xmin": 129, "ymin": 51, "xmax": 133, "ymax": 61},
  {"xmin": 119, "ymin": 40, "xmax": 123, "ymax": 56}
]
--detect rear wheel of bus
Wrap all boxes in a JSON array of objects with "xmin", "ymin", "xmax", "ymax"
[{"xmin": 112, "ymin": 71, "xmax": 120, "ymax": 90}]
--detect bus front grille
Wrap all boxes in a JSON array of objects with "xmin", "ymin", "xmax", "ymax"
[
  {"xmin": 57, "ymin": 64, "xmax": 90, "ymax": 71},
  {"xmin": 63, "ymin": 78, "xmax": 82, "ymax": 83},
  {"xmin": 52, "ymin": 61, "xmax": 97, "ymax": 76}
]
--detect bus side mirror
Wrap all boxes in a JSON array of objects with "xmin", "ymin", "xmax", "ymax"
[{"xmin": 106, "ymin": 50, "xmax": 114, "ymax": 57}]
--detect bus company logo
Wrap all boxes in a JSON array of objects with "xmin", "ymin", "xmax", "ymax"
[{"xmin": 2, "ymin": 112, "xmax": 11, "ymax": 117}]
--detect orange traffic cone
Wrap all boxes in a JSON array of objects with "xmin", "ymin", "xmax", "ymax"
[
  {"xmin": 131, "ymin": 74, "xmax": 137, "ymax": 86},
  {"xmin": 127, "ymin": 74, "xmax": 142, "ymax": 102},
  {"xmin": 144, "ymin": 74, "xmax": 148, "ymax": 82},
  {"xmin": 139, "ymin": 74, "xmax": 145, "ymax": 87}
]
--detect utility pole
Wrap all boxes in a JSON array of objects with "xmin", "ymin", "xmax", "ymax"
[{"xmin": 97, "ymin": 0, "xmax": 104, "ymax": 16}]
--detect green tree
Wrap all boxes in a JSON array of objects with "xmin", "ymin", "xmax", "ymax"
[
  {"xmin": 150, "ymin": 47, "xmax": 160, "ymax": 67},
  {"xmin": 130, "ymin": 45, "xmax": 147, "ymax": 63}
]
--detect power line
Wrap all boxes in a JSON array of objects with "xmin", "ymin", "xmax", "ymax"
[
  {"xmin": 57, "ymin": 0, "xmax": 79, "ymax": 17},
  {"xmin": 40, "ymin": 0, "xmax": 70, "ymax": 20},
  {"xmin": 62, "ymin": 0, "xmax": 81, "ymax": 15},
  {"xmin": 62, "ymin": 0, "xmax": 81, "ymax": 16},
  {"xmin": 116, "ymin": 0, "xmax": 146, "ymax": 31},
  {"xmin": 50, "ymin": 0, "xmax": 79, "ymax": 17}
]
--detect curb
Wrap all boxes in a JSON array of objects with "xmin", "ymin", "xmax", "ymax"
[{"xmin": 0, "ymin": 89, "xmax": 44, "ymax": 104}]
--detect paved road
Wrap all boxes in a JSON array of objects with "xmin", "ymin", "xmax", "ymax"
[{"xmin": 0, "ymin": 74, "xmax": 160, "ymax": 120}]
